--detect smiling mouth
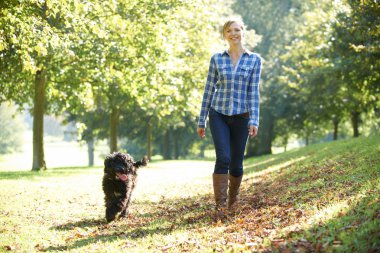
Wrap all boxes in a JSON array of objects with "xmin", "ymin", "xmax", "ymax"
[{"xmin": 116, "ymin": 172, "xmax": 128, "ymax": 181}]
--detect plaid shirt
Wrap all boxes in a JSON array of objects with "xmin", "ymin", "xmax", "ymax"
[{"xmin": 197, "ymin": 49, "xmax": 262, "ymax": 128}]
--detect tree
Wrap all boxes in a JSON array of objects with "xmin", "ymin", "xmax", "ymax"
[
  {"xmin": 284, "ymin": 0, "xmax": 380, "ymax": 140},
  {"xmin": 233, "ymin": 0, "xmax": 327, "ymax": 154},
  {"xmin": 46, "ymin": 0, "xmax": 233, "ymax": 163},
  {"xmin": 97, "ymin": 0, "xmax": 234, "ymax": 159},
  {"xmin": 78, "ymin": 0, "xmax": 201, "ymax": 154},
  {"xmin": 328, "ymin": 0, "xmax": 380, "ymax": 137},
  {"xmin": 233, "ymin": 0, "xmax": 378, "ymax": 153},
  {"xmin": 0, "ymin": 0, "xmax": 90, "ymax": 170},
  {"xmin": 132, "ymin": 0, "xmax": 226, "ymax": 159},
  {"xmin": 277, "ymin": 1, "xmax": 346, "ymax": 142},
  {"xmin": 66, "ymin": 108, "xmax": 109, "ymax": 166}
]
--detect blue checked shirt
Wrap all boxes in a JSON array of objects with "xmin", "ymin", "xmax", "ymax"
[{"xmin": 198, "ymin": 49, "xmax": 262, "ymax": 128}]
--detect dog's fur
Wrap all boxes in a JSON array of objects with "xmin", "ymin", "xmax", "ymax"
[{"xmin": 102, "ymin": 152, "xmax": 148, "ymax": 222}]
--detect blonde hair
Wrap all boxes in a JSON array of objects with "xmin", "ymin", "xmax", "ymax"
[{"xmin": 221, "ymin": 18, "xmax": 245, "ymax": 38}]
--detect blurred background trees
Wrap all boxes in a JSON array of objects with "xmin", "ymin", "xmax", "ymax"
[
  {"xmin": 234, "ymin": 0, "xmax": 379, "ymax": 155},
  {"xmin": 0, "ymin": 103, "xmax": 25, "ymax": 154},
  {"xmin": 0, "ymin": 0, "xmax": 378, "ymax": 170}
]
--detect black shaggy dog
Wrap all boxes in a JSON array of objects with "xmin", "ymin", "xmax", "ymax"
[{"xmin": 102, "ymin": 152, "xmax": 148, "ymax": 222}]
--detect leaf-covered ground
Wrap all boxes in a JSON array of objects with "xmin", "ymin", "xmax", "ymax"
[{"xmin": 0, "ymin": 135, "xmax": 379, "ymax": 252}]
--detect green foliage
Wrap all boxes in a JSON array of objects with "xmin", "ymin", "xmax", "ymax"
[
  {"xmin": 0, "ymin": 0, "xmax": 232, "ymax": 162},
  {"xmin": 328, "ymin": 0, "xmax": 380, "ymax": 118},
  {"xmin": 234, "ymin": 0, "xmax": 379, "ymax": 154},
  {"xmin": 65, "ymin": 0, "xmax": 233, "ymax": 156},
  {"xmin": 0, "ymin": 103, "xmax": 25, "ymax": 154},
  {"xmin": 1, "ymin": 0, "xmax": 377, "ymax": 163},
  {"xmin": 0, "ymin": 0, "xmax": 87, "ymax": 110}
]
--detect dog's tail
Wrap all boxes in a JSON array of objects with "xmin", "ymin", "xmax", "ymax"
[{"xmin": 134, "ymin": 155, "xmax": 148, "ymax": 168}]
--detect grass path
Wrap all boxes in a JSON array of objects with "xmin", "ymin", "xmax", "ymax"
[
  {"xmin": 0, "ymin": 136, "xmax": 379, "ymax": 252},
  {"xmin": 0, "ymin": 160, "xmax": 215, "ymax": 253}
]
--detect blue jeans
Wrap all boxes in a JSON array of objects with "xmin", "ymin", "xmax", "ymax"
[{"xmin": 209, "ymin": 108, "xmax": 249, "ymax": 177}]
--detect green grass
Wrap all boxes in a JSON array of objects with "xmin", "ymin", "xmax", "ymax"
[{"xmin": 0, "ymin": 136, "xmax": 379, "ymax": 252}]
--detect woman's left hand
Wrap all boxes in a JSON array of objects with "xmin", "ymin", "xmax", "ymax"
[{"xmin": 248, "ymin": 126, "xmax": 258, "ymax": 138}]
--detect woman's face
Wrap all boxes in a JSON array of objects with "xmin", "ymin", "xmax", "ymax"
[{"xmin": 223, "ymin": 22, "xmax": 244, "ymax": 46}]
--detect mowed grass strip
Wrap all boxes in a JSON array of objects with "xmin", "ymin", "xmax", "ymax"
[{"xmin": 0, "ymin": 136, "xmax": 379, "ymax": 252}]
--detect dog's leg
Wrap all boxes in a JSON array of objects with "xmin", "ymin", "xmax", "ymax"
[
  {"xmin": 119, "ymin": 189, "xmax": 134, "ymax": 218},
  {"xmin": 106, "ymin": 198, "xmax": 127, "ymax": 222},
  {"xmin": 106, "ymin": 208, "xmax": 116, "ymax": 222},
  {"xmin": 120, "ymin": 208, "xmax": 128, "ymax": 218},
  {"xmin": 119, "ymin": 181, "xmax": 135, "ymax": 219},
  {"xmin": 116, "ymin": 196, "xmax": 130, "ymax": 219},
  {"xmin": 106, "ymin": 199, "xmax": 119, "ymax": 222}
]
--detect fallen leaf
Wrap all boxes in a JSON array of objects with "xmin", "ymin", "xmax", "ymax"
[
  {"xmin": 337, "ymin": 212, "xmax": 345, "ymax": 217},
  {"xmin": 4, "ymin": 245, "xmax": 15, "ymax": 251},
  {"xmin": 367, "ymin": 200, "xmax": 378, "ymax": 206},
  {"xmin": 236, "ymin": 219, "xmax": 244, "ymax": 224},
  {"xmin": 271, "ymin": 238, "xmax": 285, "ymax": 243},
  {"xmin": 75, "ymin": 232, "xmax": 85, "ymax": 238},
  {"xmin": 34, "ymin": 244, "xmax": 45, "ymax": 251},
  {"xmin": 162, "ymin": 244, "xmax": 175, "ymax": 251}
]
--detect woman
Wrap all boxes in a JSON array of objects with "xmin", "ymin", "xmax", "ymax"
[{"xmin": 197, "ymin": 19, "xmax": 262, "ymax": 219}]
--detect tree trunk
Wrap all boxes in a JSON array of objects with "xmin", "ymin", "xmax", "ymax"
[
  {"xmin": 32, "ymin": 69, "xmax": 47, "ymax": 171},
  {"xmin": 351, "ymin": 110, "xmax": 360, "ymax": 137},
  {"xmin": 333, "ymin": 118, "xmax": 339, "ymax": 140},
  {"xmin": 198, "ymin": 147, "xmax": 205, "ymax": 158},
  {"xmin": 163, "ymin": 130, "xmax": 171, "ymax": 160},
  {"xmin": 87, "ymin": 139, "xmax": 94, "ymax": 166},
  {"xmin": 246, "ymin": 110, "xmax": 274, "ymax": 157},
  {"xmin": 173, "ymin": 129, "xmax": 179, "ymax": 160},
  {"xmin": 283, "ymin": 136, "xmax": 288, "ymax": 152},
  {"xmin": 147, "ymin": 122, "xmax": 152, "ymax": 161},
  {"xmin": 110, "ymin": 107, "xmax": 119, "ymax": 153}
]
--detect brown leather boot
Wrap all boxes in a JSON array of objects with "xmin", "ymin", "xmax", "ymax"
[
  {"xmin": 212, "ymin": 173, "xmax": 229, "ymax": 220},
  {"xmin": 228, "ymin": 174, "xmax": 243, "ymax": 211}
]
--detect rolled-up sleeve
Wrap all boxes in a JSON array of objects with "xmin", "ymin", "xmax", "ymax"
[
  {"xmin": 197, "ymin": 56, "xmax": 218, "ymax": 128},
  {"xmin": 247, "ymin": 56, "xmax": 262, "ymax": 127}
]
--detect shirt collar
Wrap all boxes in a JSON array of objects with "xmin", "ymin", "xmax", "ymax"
[{"xmin": 223, "ymin": 48, "xmax": 254, "ymax": 56}]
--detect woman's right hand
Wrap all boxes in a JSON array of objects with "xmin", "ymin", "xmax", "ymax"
[{"xmin": 197, "ymin": 128, "xmax": 206, "ymax": 139}]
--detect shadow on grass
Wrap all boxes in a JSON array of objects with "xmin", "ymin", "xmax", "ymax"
[
  {"xmin": 282, "ymin": 193, "xmax": 380, "ymax": 253},
  {"xmin": 237, "ymin": 137, "xmax": 380, "ymax": 252},
  {"xmin": 54, "ymin": 218, "xmax": 106, "ymax": 230},
  {"xmin": 45, "ymin": 196, "xmax": 214, "ymax": 251},
  {"xmin": 244, "ymin": 136, "xmax": 376, "ymax": 176},
  {"xmin": 0, "ymin": 166, "xmax": 102, "ymax": 180},
  {"xmin": 45, "ymin": 136, "xmax": 380, "ymax": 252}
]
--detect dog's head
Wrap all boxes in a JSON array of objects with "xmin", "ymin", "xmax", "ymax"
[{"xmin": 104, "ymin": 152, "xmax": 148, "ymax": 181}]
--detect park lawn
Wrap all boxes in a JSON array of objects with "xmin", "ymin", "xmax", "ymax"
[{"xmin": 0, "ymin": 135, "xmax": 379, "ymax": 253}]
